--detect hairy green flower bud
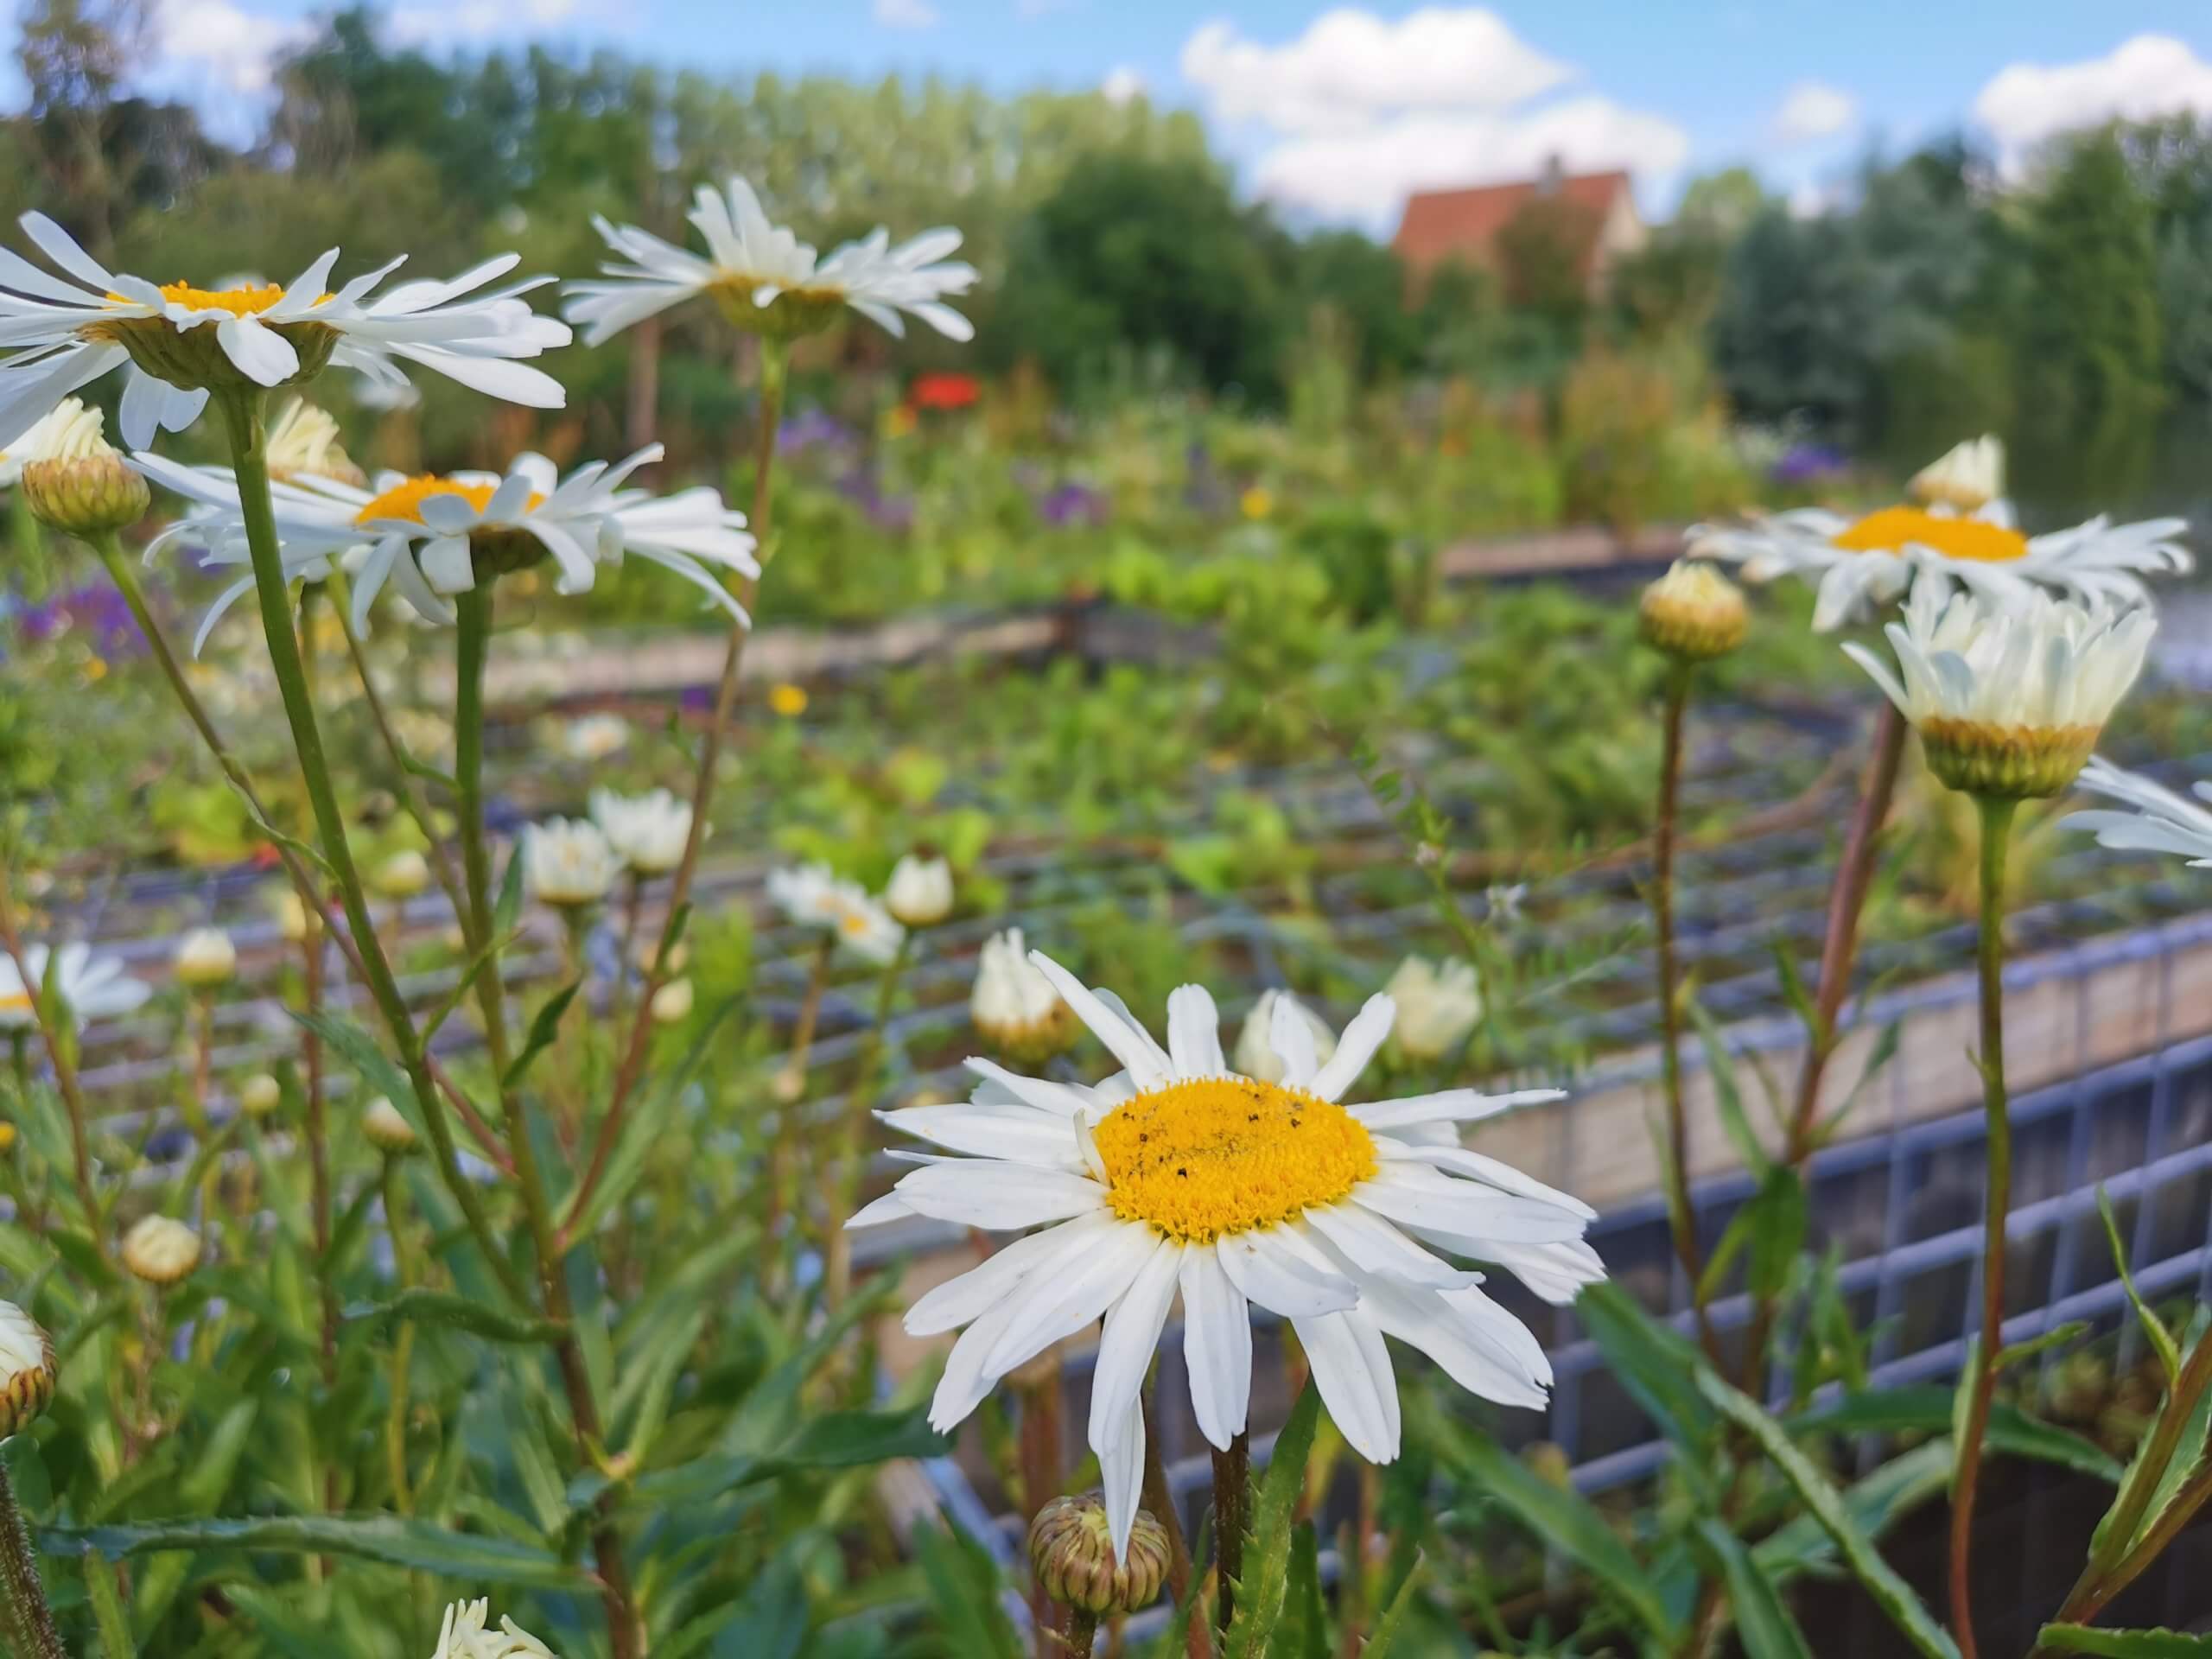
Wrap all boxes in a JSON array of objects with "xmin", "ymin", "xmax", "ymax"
[
  {"xmin": 1028, "ymin": 1492, "xmax": 1170, "ymax": 1617},
  {"xmin": 22, "ymin": 454, "xmax": 151, "ymax": 537},
  {"xmin": 1639, "ymin": 561, "xmax": 1747, "ymax": 662}
]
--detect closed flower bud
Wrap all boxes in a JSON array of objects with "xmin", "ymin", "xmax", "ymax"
[
  {"xmin": 970, "ymin": 928, "xmax": 1077, "ymax": 1065},
  {"xmin": 372, "ymin": 849, "xmax": 431, "ymax": 900},
  {"xmin": 16, "ymin": 400, "xmax": 148, "ymax": 536},
  {"xmin": 884, "ymin": 853, "xmax": 954, "ymax": 927},
  {"xmin": 1638, "ymin": 562, "xmax": 1746, "ymax": 662},
  {"xmin": 363, "ymin": 1095, "xmax": 418, "ymax": 1154},
  {"xmin": 1909, "ymin": 435, "xmax": 2003, "ymax": 514},
  {"xmin": 174, "ymin": 925, "xmax": 237, "ymax": 988},
  {"xmin": 1234, "ymin": 989, "xmax": 1337, "ymax": 1084},
  {"xmin": 121, "ymin": 1215, "xmax": 202, "ymax": 1287},
  {"xmin": 651, "ymin": 977, "xmax": 694, "ymax": 1024},
  {"xmin": 273, "ymin": 888, "xmax": 321, "ymax": 943},
  {"xmin": 1028, "ymin": 1492, "xmax": 1170, "ymax": 1615},
  {"xmin": 265, "ymin": 399, "xmax": 365, "ymax": 488},
  {"xmin": 0, "ymin": 1299, "xmax": 55, "ymax": 1438},
  {"xmin": 1384, "ymin": 955, "xmax": 1482, "ymax": 1062},
  {"xmin": 238, "ymin": 1072, "xmax": 282, "ymax": 1116}
]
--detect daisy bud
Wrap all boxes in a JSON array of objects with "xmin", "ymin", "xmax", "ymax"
[
  {"xmin": 970, "ymin": 928, "xmax": 1078, "ymax": 1066},
  {"xmin": 429, "ymin": 1598, "xmax": 559, "ymax": 1659},
  {"xmin": 1234, "ymin": 989, "xmax": 1337, "ymax": 1085},
  {"xmin": 589, "ymin": 788, "xmax": 693, "ymax": 877},
  {"xmin": 362, "ymin": 1096, "xmax": 418, "ymax": 1154},
  {"xmin": 372, "ymin": 849, "xmax": 431, "ymax": 901},
  {"xmin": 1638, "ymin": 562, "xmax": 1746, "ymax": 663},
  {"xmin": 1908, "ymin": 435, "xmax": 2003, "ymax": 514},
  {"xmin": 651, "ymin": 977, "xmax": 694, "ymax": 1025},
  {"xmin": 561, "ymin": 714, "xmax": 629, "ymax": 762},
  {"xmin": 1029, "ymin": 1492, "xmax": 1170, "ymax": 1615},
  {"xmin": 524, "ymin": 818, "xmax": 620, "ymax": 908},
  {"xmin": 121, "ymin": 1216, "xmax": 202, "ymax": 1287},
  {"xmin": 264, "ymin": 399, "xmax": 365, "ymax": 488},
  {"xmin": 1383, "ymin": 956, "xmax": 1482, "ymax": 1062},
  {"xmin": 173, "ymin": 925, "xmax": 237, "ymax": 988},
  {"xmin": 238, "ymin": 1072, "xmax": 282, "ymax": 1116},
  {"xmin": 635, "ymin": 938, "xmax": 688, "ymax": 975},
  {"xmin": 884, "ymin": 852, "xmax": 954, "ymax": 927},
  {"xmin": 18, "ymin": 400, "xmax": 149, "ymax": 536},
  {"xmin": 1843, "ymin": 582, "xmax": 2152, "ymax": 801},
  {"xmin": 273, "ymin": 888, "xmax": 321, "ymax": 943},
  {"xmin": 0, "ymin": 1300, "xmax": 55, "ymax": 1439}
]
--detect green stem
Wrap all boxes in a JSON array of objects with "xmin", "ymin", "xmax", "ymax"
[
  {"xmin": 452, "ymin": 586, "xmax": 514, "ymax": 1079},
  {"xmin": 1653, "ymin": 662, "xmax": 1716, "ymax": 1358},
  {"xmin": 0, "ymin": 869, "xmax": 105, "ymax": 1258},
  {"xmin": 1065, "ymin": 1610, "xmax": 1099, "ymax": 1659},
  {"xmin": 0, "ymin": 1462, "xmax": 65, "ymax": 1659},
  {"xmin": 1210, "ymin": 1432, "xmax": 1249, "ymax": 1640},
  {"xmin": 1948, "ymin": 791, "xmax": 2017, "ymax": 1659},
  {"xmin": 212, "ymin": 387, "xmax": 525, "ymax": 1311},
  {"xmin": 381, "ymin": 1153, "xmax": 419, "ymax": 1514}
]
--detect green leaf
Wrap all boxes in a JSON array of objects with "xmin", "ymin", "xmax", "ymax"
[
  {"xmin": 340, "ymin": 1288, "xmax": 568, "ymax": 1346},
  {"xmin": 1995, "ymin": 1321, "xmax": 2091, "ymax": 1376},
  {"xmin": 502, "ymin": 981, "xmax": 581, "ymax": 1092},
  {"xmin": 2097, "ymin": 1188, "xmax": 2179, "ymax": 1385},
  {"xmin": 1415, "ymin": 1395, "xmax": 1679, "ymax": 1647},
  {"xmin": 38, "ymin": 1514, "xmax": 585, "ymax": 1589},
  {"xmin": 911, "ymin": 1522, "xmax": 1021, "ymax": 1659},
  {"xmin": 1698, "ymin": 1370, "xmax": 1959, "ymax": 1659},
  {"xmin": 1357, "ymin": 1552, "xmax": 1426, "ymax": 1659},
  {"xmin": 1688, "ymin": 995, "xmax": 1770, "ymax": 1176},
  {"xmin": 2037, "ymin": 1628, "xmax": 2212, "ymax": 1656},
  {"xmin": 1791, "ymin": 1388, "xmax": 2123, "ymax": 1484},
  {"xmin": 82, "ymin": 1553, "xmax": 134, "ymax": 1659},
  {"xmin": 1745, "ymin": 1165, "xmax": 1809, "ymax": 1304},
  {"xmin": 626, "ymin": 1406, "xmax": 947, "ymax": 1509},
  {"xmin": 1224, "ymin": 1380, "xmax": 1325, "ymax": 1659},
  {"xmin": 1752, "ymin": 1440, "xmax": 1952, "ymax": 1583},
  {"xmin": 2093, "ymin": 1351, "xmax": 2212, "ymax": 1559},
  {"xmin": 1573, "ymin": 1281, "xmax": 1717, "ymax": 1456},
  {"xmin": 490, "ymin": 842, "xmax": 526, "ymax": 942},
  {"xmin": 562, "ymin": 994, "xmax": 742, "ymax": 1242},
  {"xmin": 1694, "ymin": 1518, "xmax": 1814, "ymax": 1659},
  {"xmin": 1283, "ymin": 1522, "xmax": 1328, "ymax": 1659},
  {"xmin": 289, "ymin": 1011, "xmax": 413, "ymax": 1116}
]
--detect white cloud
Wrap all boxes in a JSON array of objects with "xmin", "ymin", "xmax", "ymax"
[
  {"xmin": 1974, "ymin": 34, "xmax": 2212, "ymax": 172},
  {"xmin": 1252, "ymin": 97, "xmax": 1687, "ymax": 225},
  {"xmin": 1180, "ymin": 7, "xmax": 1571, "ymax": 136},
  {"xmin": 1772, "ymin": 81, "xmax": 1857, "ymax": 144},
  {"xmin": 1101, "ymin": 66, "xmax": 1146, "ymax": 106},
  {"xmin": 153, "ymin": 0, "xmax": 312, "ymax": 95},
  {"xmin": 874, "ymin": 0, "xmax": 940, "ymax": 28},
  {"xmin": 1175, "ymin": 9, "xmax": 1682, "ymax": 228},
  {"xmin": 387, "ymin": 0, "xmax": 586, "ymax": 46}
]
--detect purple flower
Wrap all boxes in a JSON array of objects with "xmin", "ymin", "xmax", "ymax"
[
  {"xmin": 1772, "ymin": 444, "xmax": 1848, "ymax": 486},
  {"xmin": 778, "ymin": 407, "xmax": 857, "ymax": 456},
  {"xmin": 1038, "ymin": 481, "xmax": 1109, "ymax": 528},
  {"xmin": 16, "ymin": 582, "xmax": 143, "ymax": 657}
]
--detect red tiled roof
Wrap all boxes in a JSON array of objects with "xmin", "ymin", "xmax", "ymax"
[{"xmin": 1391, "ymin": 170, "xmax": 1633, "ymax": 281}]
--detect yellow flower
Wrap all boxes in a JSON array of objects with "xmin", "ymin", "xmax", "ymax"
[
  {"xmin": 83, "ymin": 656, "xmax": 107, "ymax": 682},
  {"xmin": 769, "ymin": 682, "xmax": 808, "ymax": 718},
  {"xmin": 883, "ymin": 404, "xmax": 918, "ymax": 441},
  {"xmin": 1239, "ymin": 486, "xmax": 1274, "ymax": 521},
  {"xmin": 0, "ymin": 1122, "xmax": 16, "ymax": 1152}
]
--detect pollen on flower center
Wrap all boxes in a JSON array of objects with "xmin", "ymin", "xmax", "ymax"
[
  {"xmin": 1091, "ymin": 1076, "xmax": 1376, "ymax": 1243},
  {"xmin": 152, "ymin": 282, "xmax": 288, "ymax": 316},
  {"xmin": 1831, "ymin": 505, "xmax": 2028, "ymax": 564},
  {"xmin": 354, "ymin": 475, "xmax": 544, "ymax": 527}
]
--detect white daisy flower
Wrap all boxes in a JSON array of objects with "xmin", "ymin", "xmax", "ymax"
[
  {"xmin": 429, "ymin": 1598, "xmax": 558, "ymax": 1659},
  {"xmin": 0, "ymin": 213, "xmax": 570, "ymax": 450},
  {"xmin": 767, "ymin": 862, "xmax": 905, "ymax": 965},
  {"xmin": 561, "ymin": 713, "xmax": 629, "ymax": 762},
  {"xmin": 567, "ymin": 177, "xmax": 976, "ymax": 346},
  {"xmin": 0, "ymin": 398, "xmax": 94, "ymax": 486},
  {"xmin": 2068, "ymin": 757, "xmax": 2212, "ymax": 868},
  {"xmin": 131, "ymin": 443, "xmax": 758, "ymax": 652},
  {"xmin": 883, "ymin": 851, "xmax": 954, "ymax": 927},
  {"xmin": 1691, "ymin": 438, "xmax": 2190, "ymax": 632},
  {"xmin": 589, "ymin": 787, "xmax": 693, "ymax": 876},
  {"xmin": 0, "ymin": 940, "xmax": 149, "ymax": 1030},
  {"xmin": 1844, "ymin": 577, "xmax": 2153, "ymax": 798},
  {"xmin": 851, "ymin": 953, "xmax": 1602, "ymax": 1560},
  {"xmin": 524, "ymin": 818, "xmax": 620, "ymax": 908}
]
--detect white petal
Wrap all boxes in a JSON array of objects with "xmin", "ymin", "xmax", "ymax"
[
  {"xmin": 1351, "ymin": 1168, "xmax": 1588, "ymax": 1246},
  {"xmin": 1269, "ymin": 989, "xmax": 1319, "ymax": 1087},
  {"xmin": 1025, "ymin": 951, "xmax": 1171, "ymax": 1090},
  {"xmin": 962, "ymin": 1057, "xmax": 1091, "ymax": 1117},
  {"xmin": 978, "ymin": 1220, "xmax": 1160, "ymax": 1376},
  {"xmin": 929, "ymin": 1294, "xmax": 1025, "ymax": 1431},
  {"xmin": 1087, "ymin": 1236, "xmax": 1183, "ymax": 1446},
  {"xmin": 878, "ymin": 1103, "xmax": 1083, "ymax": 1171},
  {"xmin": 1166, "ymin": 983, "xmax": 1225, "ymax": 1077},
  {"xmin": 904, "ymin": 1213, "xmax": 1116, "ymax": 1336},
  {"xmin": 1096, "ymin": 1395, "xmax": 1147, "ymax": 1566},
  {"xmin": 215, "ymin": 315, "xmax": 299, "ymax": 385},
  {"xmin": 1375, "ymin": 1138, "xmax": 1597, "ymax": 1221},
  {"xmin": 1217, "ymin": 1224, "xmax": 1357, "ymax": 1317},
  {"xmin": 1308, "ymin": 993, "xmax": 1394, "ymax": 1101},
  {"xmin": 890, "ymin": 1160, "xmax": 1106, "ymax": 1230},
  {"xmin": 1300, "ymin": 1204, "xmax": 1477, "ymax": 1289},
  {"xmin": 1351, "ymin": 1087, "xmax": 1562, "ymax": 1134},
  {"xmin": 1354, "ymin": 1276, "xmax": 1549, "ymax": 1409},
  {"xmin": 1183, "ymin": 1246, "xmax": 1252, "ymax": 1450},
  {"xmin": 1292, "ymin": 1307, "xmax": 1400, "ymax": 1463}
]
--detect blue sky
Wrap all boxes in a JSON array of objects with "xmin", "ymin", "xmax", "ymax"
[{"xmin": 90, "ymin": 2, "xmax": 2212, "ymax": 226}]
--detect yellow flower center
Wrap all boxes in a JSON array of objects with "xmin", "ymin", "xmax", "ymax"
[
  {"xmin": 354, "ymin": 475, "xmax": 543, "ymax": 527},
  {"xmin": 0, "ymin": 992, "xmax": 29, "ymax": 1016},
  {"xmin": 1092, "ymin": 1077, "xmax": 1376, "ymax": 1243},
  {"xmin": 1831, "ymin": 505, "xmax": 2028, "ymax": 563},
  {"xmin": 149, "ymin": 282, "xmax": 287, "ymax": 316},
  {"xmin": 837, "ymin": 908, "xmax": 874, "ymax": 938}
]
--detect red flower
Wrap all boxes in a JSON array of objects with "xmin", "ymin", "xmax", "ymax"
[{"xmin": 910, "ymin": 371, "xmax": 979, "ymax": 411}]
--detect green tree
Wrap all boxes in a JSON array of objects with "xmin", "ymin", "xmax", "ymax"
[{"xmin": 2011, "ymin": 127, "xmax": 2166, "ymax": 509}]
